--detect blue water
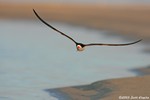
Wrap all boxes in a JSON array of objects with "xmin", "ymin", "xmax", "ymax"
[{"xmin": 0, "ymin": 19, "xmax": 149, "ymax": 100}]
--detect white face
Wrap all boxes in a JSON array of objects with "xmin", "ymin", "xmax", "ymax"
[{"xmin": 77, "ymin": 45, "xmax": 84, "ymax": 51}]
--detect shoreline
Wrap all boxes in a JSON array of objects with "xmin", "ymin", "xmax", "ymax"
[
  {"xmin": 131, "ymin": 66, "xmax": 150, "ymax": 76},
  {"xmin": 46, "ymin": 80, "xmax": 113, "ymax": 100},
  {"xmin": 45, "ymin": 66, "xmax": 150, "ymax": 100}
]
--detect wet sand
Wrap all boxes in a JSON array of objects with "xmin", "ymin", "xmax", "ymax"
[
  {"xmin": 1, "ymin": 3, "xmax": 150, "ymax": 100},
  {"xmin": 46, "ymin": 69, "xmax": 150, "ymax": 100}
]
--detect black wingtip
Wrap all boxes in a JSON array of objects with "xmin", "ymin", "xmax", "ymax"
[
  {"xmin": 129, "ymin": 39, "xmax": 143, "ymax": 45},
  {"xmin": 33, "ymin": 9, "xmax": 36, "ymax": 14},
  {"xmin": 128, "ymin": 39, "xmax": 142, "ymax": 45},
  {"xmin": 136, "ymin": 39, "xmax": 142, "ymax": 43}
]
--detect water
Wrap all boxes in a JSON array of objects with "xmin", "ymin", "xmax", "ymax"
[{"xmin": 0, "ymin": 19, "xmax": 149, "ymax": 100}]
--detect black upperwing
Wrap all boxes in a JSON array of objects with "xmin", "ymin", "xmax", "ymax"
[
  {"xmin": 33, "ymin": 9, "xmax": 77, "ymax": 44},
  {"xmin": 85, "ymin": 39, "xmax": 142, "ymax": 47}
]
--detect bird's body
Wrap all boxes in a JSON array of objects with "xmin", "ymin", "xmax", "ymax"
[
  {"xmin": 77, "ymin": 44, "xmax": 85, "ymax": 51},
  {"xmin": 33, "ymin": 9, "xmax": 142, "ymax": 52}
]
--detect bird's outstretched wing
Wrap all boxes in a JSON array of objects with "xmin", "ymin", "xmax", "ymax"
[
  {"xmin": 84, "ymin": 39, "xmax": 142, "ymax": 47},
  {"xmin": 33, "ymin": 9, "xmax": 77, "ymax": 44}
]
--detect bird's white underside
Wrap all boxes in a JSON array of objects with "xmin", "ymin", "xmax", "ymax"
[{"xmin": 77, "ymin": 45, "xmax": 85, "ymax": 51}]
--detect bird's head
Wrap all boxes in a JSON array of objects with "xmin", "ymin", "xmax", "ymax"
[{"xmin": 76, "ymin": 43, "xmax": 85, "ymax": 51}]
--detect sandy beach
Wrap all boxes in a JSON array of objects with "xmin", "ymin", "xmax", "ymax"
[
  {"xmin": 0, "ymin": 3, "xmax": 150, "ymax": 40},
  {"xmin": 46, "ymin": 75, "xmax": 150, "ymax": 100},
  {"xmin": 0, "ymin": 2, "xmax": 150, "ymax": 100},
  {"xmin": 46, "ymin": 66, "xmax": 150, "ymax": 100}
]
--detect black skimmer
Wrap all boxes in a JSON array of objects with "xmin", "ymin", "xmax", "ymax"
[{"xmin": 33, "ymin": 9, "xmax": 142, "ymax": 51}]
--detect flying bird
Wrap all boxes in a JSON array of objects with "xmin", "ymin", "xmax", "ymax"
[{"xmin": 33, "ymin": 9, "xmax": 142, "ymax": 51}]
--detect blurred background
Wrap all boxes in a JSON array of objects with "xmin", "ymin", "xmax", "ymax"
[
  {"xmin": 1, "ymin": 0, "xmax": 150, "ymax": 39},
  {"xmin": 0, "ymin": 1, "xmax": 150, "ymax": 100}
]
